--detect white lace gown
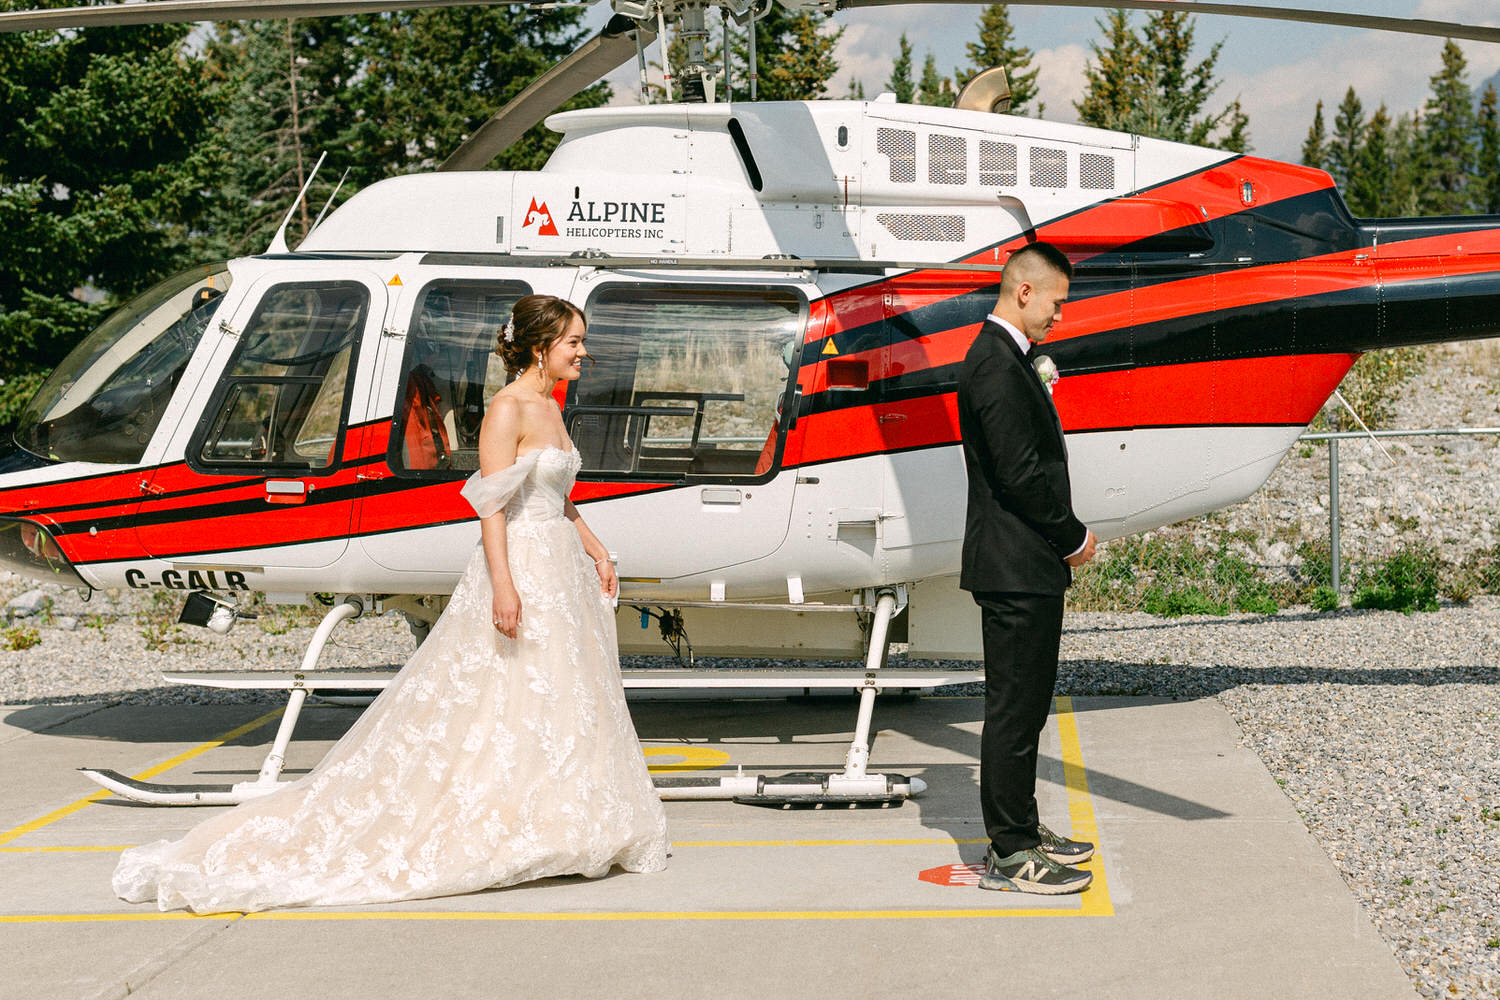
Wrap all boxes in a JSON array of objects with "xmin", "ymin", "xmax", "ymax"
[{"xmin": 113, "ymin": 446, "xmax": 668, "ymax": 913}]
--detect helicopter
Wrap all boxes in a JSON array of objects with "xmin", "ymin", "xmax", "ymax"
[{"xmin": 1, "ymin": 0, "xmax": 1498, "ymax": 807}]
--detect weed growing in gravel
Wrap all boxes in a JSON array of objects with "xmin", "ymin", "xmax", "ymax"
[
  {"xmin": 1308, "ymin": 585, "xmax": 1340, "ymax": 612},
  {"xmin": 4, "ymin": 625, "xmax": 40, "ymax": 650},
  {"xmin": 1350, "ymin": 542, "xmax": 1442, "ymax": 613}
]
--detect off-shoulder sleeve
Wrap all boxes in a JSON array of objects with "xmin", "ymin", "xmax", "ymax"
[{"xmin": 459, "ymin": 451, "xmax": 541, "ymax": 519}]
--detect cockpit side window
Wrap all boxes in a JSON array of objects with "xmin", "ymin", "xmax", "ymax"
[
  {"xmin": 191, "ymin": 282, "xmax": 367, "ymax": 472},
  {"xmin": 571, "ymin": 285, "xmax": 805, "ymax": 481},
  {"xmin": 389, "ymin": 280, "xmax": 528, "ymax": 478}
]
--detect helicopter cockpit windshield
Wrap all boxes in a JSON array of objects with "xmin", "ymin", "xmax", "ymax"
[{"xmin": 13, "ymin": 263, "xmax": 232, "ymax": 466}]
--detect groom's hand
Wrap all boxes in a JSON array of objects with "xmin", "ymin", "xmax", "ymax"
[{"xmin": 1065, "ymin": 529, "xmax": 1097, "ymax": 568}]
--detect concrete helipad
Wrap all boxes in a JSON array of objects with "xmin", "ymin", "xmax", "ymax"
[{"xmin": 0, "ymin": 694, "xmax": 1415, "ymax": 1000}]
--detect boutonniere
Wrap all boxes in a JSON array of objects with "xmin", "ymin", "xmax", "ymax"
[{"xmin": 1032, "ymin": 354, "xmax": 1060, "ymax": 396}]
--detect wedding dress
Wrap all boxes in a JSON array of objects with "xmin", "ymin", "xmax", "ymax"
[{"xmin": 114, "ymin": 446, "xmax": 668, "ymax": 913}]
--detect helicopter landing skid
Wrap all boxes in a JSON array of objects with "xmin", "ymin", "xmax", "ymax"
[
  {"xmin": 649, "ymin": 587, "xmax": 925, "ymax": 807},
  {"xmin": 83, "ymin": 589, "xmax": 948, "ymax": 808}
]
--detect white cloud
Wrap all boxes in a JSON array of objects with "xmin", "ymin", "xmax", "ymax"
[{"xmin": 1032, "ymin": 43, "xmax": 1090, "ymax": 120}]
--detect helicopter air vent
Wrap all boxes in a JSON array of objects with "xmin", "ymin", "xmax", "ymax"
[
  {"xmin": 877, "ymin": 127, "xmax": 917, "ymax": 184},
  {"xmin": 877, "ymin": 213, "xmax": 966, "ymax": 242},
  {"xmin": 929, "ymin": 134, "xmax": 967, "ymax": 185},
  {"xmin": 979, "ymin": 141, "xmax": 1018, "ymax": 187},
  {"xmin": 1031, "ymin": 147, "xmax": 1067, "ymax": 189},
  {"xmin": 1081, "ymin": 153, "xmax": 1116, "ymax": 190}
]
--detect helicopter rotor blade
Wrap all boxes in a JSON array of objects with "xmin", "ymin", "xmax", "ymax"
[
  {"xmin": 831, "ymin": 0, "xmax": 1500, "ymax": 46},
  {"xmin": 0, "ymin": 0, "xmax": 583, "ymax": 34},
  {"xmin": 439, "ymin": 13, "xmax": 654, "ymax": 172}
]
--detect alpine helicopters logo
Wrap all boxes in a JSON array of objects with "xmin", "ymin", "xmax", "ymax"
[
  {"xmin": 520, "ymin": 194, "xmax": 667, "ymax": 240},
  {"xmin": 522, "ymin": 198, "xmax": 559, "ymax": 237}
]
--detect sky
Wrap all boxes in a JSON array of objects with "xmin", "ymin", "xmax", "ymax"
[{"xmin": 584, "ymin": 1, "xmax": 1500, "ymax": 163}]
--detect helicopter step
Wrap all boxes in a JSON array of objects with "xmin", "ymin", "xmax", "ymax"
[{"xmin": 82, "ymin": 587, "xmax": 952, "ymax": 806}]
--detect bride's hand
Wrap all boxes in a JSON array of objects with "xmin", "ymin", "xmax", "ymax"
[
  {"xmin": 492, "ymin": 583, "xmax": 522, "ymax": 638},
  {"xmin": 594, "ymin": 558, "xmax": 618, "ymax": 600}
]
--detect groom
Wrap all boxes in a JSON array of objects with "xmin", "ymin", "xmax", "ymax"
[{"xmin": 957, "ymin": 241, "xmax": 1098, "ymax": 895}]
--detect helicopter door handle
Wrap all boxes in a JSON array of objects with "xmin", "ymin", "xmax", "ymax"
[
  {"xmin": 876, "ymin": 413, "xmax": 906, "ymax": 424},
  {"xmin": 265, "ymin": 480, "xmax": 309, "ymax": 505}
]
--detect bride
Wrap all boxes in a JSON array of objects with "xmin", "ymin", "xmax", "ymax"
[{"xmin": 113, "ymin": 294, "xmax": 669, "ymax": 913}]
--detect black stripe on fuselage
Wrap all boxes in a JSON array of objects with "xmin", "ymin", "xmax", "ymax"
[{"xmin": 797, "ymin": 269, "xmax": 1500, "ymax": 420}]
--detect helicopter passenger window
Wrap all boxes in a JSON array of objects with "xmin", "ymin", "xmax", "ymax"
[
  {"xmin": 389, "ymin": 280, "xmax": 529, "ymax": 477},
  {"xmin": 570, "ymin": 286, "xmax": 804, "ymax": 481},
  {"xmin": 193, "ymin": 282, "xmax": 367, "ymax": 472}
]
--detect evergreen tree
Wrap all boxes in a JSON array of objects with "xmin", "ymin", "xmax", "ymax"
[
  {"xmin": 1327, "ymin": 87, "xmax": 1365, "ymax": 191},
  {"xmin": 336, "ymin": 6, "xmax": 608, "ymax": 179},
  {"xmin": 955, "ymin": 4, "xmax": 1038, "ymax": 115},
  {"xmin": 1301, "ymin": 100, "xmax": 1328, "ymax": 170},
  {"xmin": 737, "ymin": 8, "xmax": 841, "ymax": 102},
  {"xmin": 1076, "ymin": 11, "xmax": 1245, "ymax": 150},
  {"xmin": 917, "ymin": 51, "xmax": 953, "ymax": 107},
  {"xmin": 1348, "ymin": 105, "xmax": 1394, "ymax": 217},
  {"xmin": 1075, "ymin": 11, "xmax": 1140, "ymax": 130},
  {"xmin": 1421, "ymin": 40, "xmax": 1475, "ymax": 215},
  {"xmin": 1477, "ymin": 85, "xmax": 1500, "ymax": 215},
  {"xmin": 886, "ymin": 33, "xmax": 915, "ymax": 103},
  {"xmin": 1390, "ymin": 111, "xmax": 1426, "ymax": 217},
  {"xmin": 201, "ymin": 19, "xmax": 351, "ymax": 255},
  {"xmin": 0, "ymin": 19, "xmax": 219, "ymax": 423}
]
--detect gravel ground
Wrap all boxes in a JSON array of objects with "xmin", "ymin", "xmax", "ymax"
[{"xmin": 0, "ymin": 340, "xmax": 1497, "ymax": 997}]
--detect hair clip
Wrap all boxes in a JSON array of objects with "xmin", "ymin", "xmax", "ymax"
[{"xmin": 502, "ymin": 317, "xmax": 515, "ymax": 343}]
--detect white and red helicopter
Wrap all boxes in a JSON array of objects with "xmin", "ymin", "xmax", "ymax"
[{"xmin": 1, "ymin": 0, "xmax": 1498, "ymax": 806}]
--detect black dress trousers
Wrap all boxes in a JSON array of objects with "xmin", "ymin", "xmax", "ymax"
[{"xmin": 975, "ymin": 589, "xmax": 1065, "ymax": 856}]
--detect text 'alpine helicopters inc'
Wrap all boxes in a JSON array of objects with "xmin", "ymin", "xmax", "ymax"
[{"xmin": 1, "ymin": 0, "xmax": 1498, "ymax": 806}]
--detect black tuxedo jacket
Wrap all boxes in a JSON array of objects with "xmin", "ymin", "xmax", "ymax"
[{"xmin": 957, "ymin": 320, "xmax": 1087, "ymax": 596}]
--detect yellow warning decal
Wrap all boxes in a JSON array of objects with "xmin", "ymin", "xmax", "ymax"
[
  {"xmin": 821, "ymin": 339, "xmax": 839, "ymax": 356},
  {"xmin": 388, "ymin": 275, "xmax": 403, "ymax": 286}
]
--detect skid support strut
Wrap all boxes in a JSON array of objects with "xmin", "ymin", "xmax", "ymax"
[
  {"xmin": 656, "ymin": 586, "xmax": 927, "ymax": 806},
  {"xmin": 80, "ymin": 597, "xmax": 366, "ymax": 805}
]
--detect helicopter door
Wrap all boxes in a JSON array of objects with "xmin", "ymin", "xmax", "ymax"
[
  {"xmin": 357, "ymin": 277, "xmax": 532, "ymax": 575},
  {"xmin": 568, "ymin": 281, "xmax": 806, "ymax": 583},
  {"xmin": 134, "ymin": 276, "xmax": 382, "ymax": 571}
]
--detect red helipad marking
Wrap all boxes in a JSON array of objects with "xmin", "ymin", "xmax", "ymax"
[{"xmin": 919, "ymin": 863, "xmax": 986, "ymax": 887}]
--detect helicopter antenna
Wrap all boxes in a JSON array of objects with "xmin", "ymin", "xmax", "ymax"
[
  {"xmin": 308, "ymin": 166, "xmax": 351, "ymax": 237},
  {"xmin": 267, "ymin": 150, "xmax": 327, "ymax": 255}
]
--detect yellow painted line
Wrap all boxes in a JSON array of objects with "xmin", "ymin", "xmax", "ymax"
[
  {"xmin": 0, "ymin": 906, "xmax": 1086, "ymax": 923},
  {"xmin": 0, "ymin": 845, "xmax": 136, "ymax": 854},
  {"xmin": 0, "ymin": 707, "xmax": 284, "ymax": 848},
  {"xmin": 1054, "ymin": 696, "xmax": 1114, "ymax": 917},
  {"xmin": 644, "ymin": 746, "xmax": 731, "ymax": 773},
  {"xmin": 672, "ymin": 837, "xmax": 989, "ymax": 847},
  {"xmin": 2, "ymin": 837, "xmax": 991, "ymax": 853},
  {"xmin": 0, "ymin": 913, "xmax": 217, "ymax": 923}
]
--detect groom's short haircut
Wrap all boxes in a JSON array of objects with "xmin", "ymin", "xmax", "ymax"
[{"xmin": 999, "ymin": 242, "xmax": 1073, "ymax": 296}]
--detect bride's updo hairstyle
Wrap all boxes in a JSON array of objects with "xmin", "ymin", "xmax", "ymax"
[{"xmin": 496, "ymin": 294, "xmax": 586, "ymax": 379}]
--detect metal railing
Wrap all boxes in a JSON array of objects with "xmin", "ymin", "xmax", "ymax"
[{"xmin": 1297, "ymin": 422, "xmax": 1500, "ymax": 591}]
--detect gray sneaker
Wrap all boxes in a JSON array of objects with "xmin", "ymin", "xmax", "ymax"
[
  {"xmin": 1037, "ymin": 822, "xmax": 1095, "ymax": 865},
  {"xmin": 979, "ymin": 846, "xmax": 1092, "ymax": 895}
]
